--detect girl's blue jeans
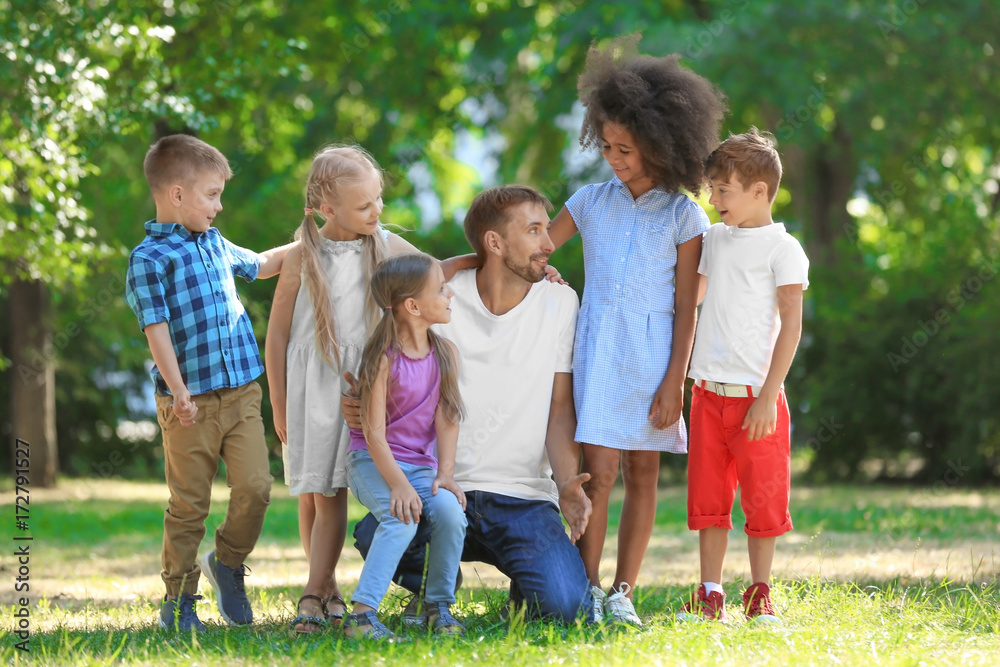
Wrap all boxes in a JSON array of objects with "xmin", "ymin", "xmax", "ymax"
[{"xmin": 346, "ymin": 449, "xmax": 467, "ymax": 611}]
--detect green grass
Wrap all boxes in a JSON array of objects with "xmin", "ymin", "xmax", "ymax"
[{"xmin": 2, "ymin": 480, "xmax": 999, "ymax": 665}]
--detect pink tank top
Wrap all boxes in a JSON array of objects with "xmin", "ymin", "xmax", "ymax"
[{"xmin": 349, "ymin": 346, "xmax": 441, "ymax": 469}]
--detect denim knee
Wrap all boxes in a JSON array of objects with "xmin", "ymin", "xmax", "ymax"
[
  {"xmin": 429, "ymin": 493, "xmax": 468, "ymax": 534},
  {"xmin": 530, "ymin": 583, "xmax": 591, "ymax": 623}
]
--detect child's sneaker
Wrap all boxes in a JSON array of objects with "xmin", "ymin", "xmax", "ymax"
[
  {"xmin": 590, "ymin": 585, "xmax": 607, "ymax": 621},
  {"xmin": 423, "ymin": 601, "xmax": 465, "ymax": 635},
  {"xmin": 605, "ymin": 582, "xmax": 642, "ymax": 626},
  {"xmin": 199, "ymin": 550, "xmax": 253, "ymax": 625},
  {"xmin": 159, "ymin": 593, "xmax": 207, "ymax": 632},
  {"xmin": 742, "ymin": 582, "xmax": 781, "ymax": 624},
  {"xmin": 677, "ymin": 584, "xmax": 727, "ymax": 622}
]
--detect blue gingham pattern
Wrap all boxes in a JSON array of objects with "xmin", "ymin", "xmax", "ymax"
[
  {"xmin": 125, "ymin": 220, "xmax": 264, "ymax": 396},
  {"xmin": 566, "ymin": 178, "xmax": 710, "ymax": 452}
]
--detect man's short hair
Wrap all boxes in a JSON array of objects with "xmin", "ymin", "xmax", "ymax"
[
  {"xmin": 705, "ymin": 127, "xmax": 782, "ymax": 202},
  {"xmin": 143, "ymin": 134, "xmax": 233, "ymax": 193},
  {"xmin": 464, "ymin": 185, "xmax": 553, "ymax": 259}
]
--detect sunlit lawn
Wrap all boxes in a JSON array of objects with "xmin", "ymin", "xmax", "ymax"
[{"xmin": 2, "ymin": 479, "xmax": 998, "ymax": 665}]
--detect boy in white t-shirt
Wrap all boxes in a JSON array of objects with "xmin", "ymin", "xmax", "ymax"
[{"xmin": 679, "ymin": 127, "xmax": 809, "ymax": 624}]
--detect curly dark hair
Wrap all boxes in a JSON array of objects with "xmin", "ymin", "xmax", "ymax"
[{"xmin": 578, "ymin": 33, "xmax": 727, "ymax": 194}]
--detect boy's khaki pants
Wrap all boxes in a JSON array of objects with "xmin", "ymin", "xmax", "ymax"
[{"xmin": 154, "ymin": 381, "xmax": 272, "ymax": 596}]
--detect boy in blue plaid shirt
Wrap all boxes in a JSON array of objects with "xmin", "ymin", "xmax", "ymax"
[{"xmin": 126, "ymin": 134, "xmax": 291, "ymax": 631}]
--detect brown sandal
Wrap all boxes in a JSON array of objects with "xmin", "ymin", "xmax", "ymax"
[
  {"xmin": 323, "ymin": 594, "xmax": 348, "ymax": 626},
  {"xmin": 290, "ymin": 594, "xmax": 327, "ymax": 634}
]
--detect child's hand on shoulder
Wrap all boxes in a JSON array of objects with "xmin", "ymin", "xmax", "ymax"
[
  {"xmin": 743, "ymin": 395, "xmax": 778, "ymax": 441},
  {"xmin": 390, "ymin": 481, "xmax": 423, "ymax": 524},
  {"xmin": 544, "ymin": 263, "xmax": 568, "ymax": 286},
  {"xmin": 432, "ymin": 474, "xmax": 467, "ymax": 510}
]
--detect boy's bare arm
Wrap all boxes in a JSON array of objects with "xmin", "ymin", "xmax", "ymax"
[
  {"xmin": 144, "ymin": 322, "xmax": 197, "ymax": 426},
  {"xmin": 257, "ymin": 242, "xmax": 297, "ymax": 280},
  {"xmin": 743, "ymin": 284, "xmax": 804, "ymax": 441}
]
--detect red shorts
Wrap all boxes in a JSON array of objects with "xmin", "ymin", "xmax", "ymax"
[{"xmin": 687, "ymin": 382, "xmax": 793, "ymax": 537}]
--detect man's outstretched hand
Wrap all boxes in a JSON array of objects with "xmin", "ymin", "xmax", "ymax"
[{"xmin": 558, "ymin": 472, "xmax": 592, "ymax": 544}]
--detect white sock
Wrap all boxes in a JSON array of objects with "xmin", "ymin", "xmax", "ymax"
[{"xmin": 702, "ymin": 582, "xmax": 724, "ymax": 596}]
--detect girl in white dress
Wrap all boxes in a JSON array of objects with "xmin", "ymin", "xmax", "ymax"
[{"xmin": 266, "ymin": 145, "xmax": 419, "ymax": 633}]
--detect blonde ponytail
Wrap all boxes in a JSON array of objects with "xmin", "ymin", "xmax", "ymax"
[{"xmin": 298, "ymin": 208, "xmax": 340, "ymax": 368}]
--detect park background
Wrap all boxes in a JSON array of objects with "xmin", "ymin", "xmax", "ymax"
[{"xmin": 1, "ymin": 1, "xmax": 999, "ymax": 665}]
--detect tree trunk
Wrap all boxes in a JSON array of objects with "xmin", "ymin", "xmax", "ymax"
[
  {"xmin": 781, "ymin": 125, "xmax": 856, "ymax": 267},
  {"xmin": 9, "ymin": 278, "xmax": 58, "ymax": 487}
]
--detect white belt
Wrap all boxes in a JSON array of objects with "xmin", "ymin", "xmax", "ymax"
[{"xmin": 697, "ymin": 380, "xmax": 763, "ymax": 398}]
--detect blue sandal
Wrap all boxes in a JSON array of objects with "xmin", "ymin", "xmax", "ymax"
[
  {"xmin": 290, "ymin": 594, "xmax": 327, "ymax": 634},
  {"xmin": 343, "ymin": 610, "xmax": 402, "ymax": 642},
  {"xmin": 424, "ymin": 601, "xmax": 465, "ymax": 636}
]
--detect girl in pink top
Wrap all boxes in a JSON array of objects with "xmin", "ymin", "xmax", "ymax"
[{"xmin": 344, "ymin": 252, "xmax": 467, "ymax": 641}]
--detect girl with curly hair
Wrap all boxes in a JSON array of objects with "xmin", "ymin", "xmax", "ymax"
[{"xmin": 547, "ymin": 34, "xmax": 727, "ymax": 625}]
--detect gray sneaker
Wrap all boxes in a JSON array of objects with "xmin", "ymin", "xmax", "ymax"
[
  {"xmin": 605, "ymin": 582, "xmax": 642, "ymax": 626},
  {"xmin": 590, "ymin": 585, "xmax": 607, "ymax": 621},
  {"xmin": 159, "ymin": 593, "xmax": 207, "ymax": 632},
  {"xmin": 199, "ymin": 550, "xmax": 253, "ymax": 625}
]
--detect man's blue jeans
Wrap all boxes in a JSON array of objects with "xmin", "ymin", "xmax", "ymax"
[{"xmin": 353, "ymin": 490, "xmax": 593, "ymax": 623}]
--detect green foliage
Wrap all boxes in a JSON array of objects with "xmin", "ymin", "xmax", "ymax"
[
  {"xmin": 2, "ymin": 0, "xmax": 999, "ymax": 480},
  {"xmin": 642, "ymin": 0, "xmax": 1000, "ymax": 481}
]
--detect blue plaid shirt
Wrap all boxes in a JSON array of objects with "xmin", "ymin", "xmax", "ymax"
[{"xmin": 125, "ymin": 220, "xmax": 265, "ymax": 396}]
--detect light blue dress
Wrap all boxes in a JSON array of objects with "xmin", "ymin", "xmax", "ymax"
[{"xmin": 566, "ymin": 178, "xmax": 709, "ymax": 452}]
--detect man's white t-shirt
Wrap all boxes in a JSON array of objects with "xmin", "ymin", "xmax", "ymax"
[
  {"xmin": 435, "ymin": 268, "xmax": 579, "ymax": 505},
  {"xmin": 688, "ymin": 222, "xmax": 810, "ymax": 387}
]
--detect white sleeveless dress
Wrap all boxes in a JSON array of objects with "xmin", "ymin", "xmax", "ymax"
[{"xmin": 282, "ymin": 238, "xmax": 368, "ymax": 495}]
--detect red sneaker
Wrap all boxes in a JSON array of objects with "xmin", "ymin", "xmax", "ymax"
[
  {"xmin": 676, "ymin": 584, "xmax": 727, "ymax": 622},
  {"xmin": 742, "ymin": 582, "xmax": 781, "ymax": 624}
]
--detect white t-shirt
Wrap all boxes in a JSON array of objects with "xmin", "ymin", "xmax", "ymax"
[
  {"xmin": 688, "ymin": 222, "xmax": 810, "ymax": 387},
  {"xmin": 435, "ymin": 268, "xmax": 579, "ymax": 505}
]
